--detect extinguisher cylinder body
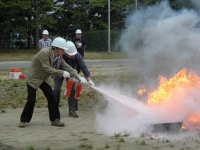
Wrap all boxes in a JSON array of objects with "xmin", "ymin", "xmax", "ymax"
[
  {"xmin": 75, "ymin": 83, "xmax": 82, "ymax": 100},
  {"xmin": 65, "ymin": 79, "xmax": 73, "ymax": 97}
]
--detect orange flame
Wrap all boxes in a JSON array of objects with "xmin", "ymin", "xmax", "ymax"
[
  {"xmin": 138, "ymin": 68, "xmax": 200, "ymax": 129},
  {"xmin": 138, "ymin": 68, "xmax": 200, "ymax": 105},
  {"xmin": 183, "ymin": 113, "xmax": 200, "ymax": 130},
  {"xmin": 138, "ymin": 89, "xmax": 147, "ymax": 96},
  {"xmin": 188, "ymin": 115, "xmax": 200, "ymax": 124},
  {"xmin": 182, "ymin": 126, "xmax": 186, "ymax": 130}
]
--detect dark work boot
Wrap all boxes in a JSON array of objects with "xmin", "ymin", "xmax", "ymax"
[
  {"xmin": 19, "ymin": 122, "xmax": 26, "ymax": 128},
  {"xmin": 51, "ymin": 119, "xmax": 65, "ymax": 127},
  {"xmin": 68, "ymin": 111, "xmax": 79, "ymax": 118}
]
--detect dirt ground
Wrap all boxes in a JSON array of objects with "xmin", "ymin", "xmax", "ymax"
[
  {"xmin": 1, "ymin": 65, "xmax": 200, "ymax": 150},
  {"xmin": 1, "ymin": 106, "xmax": 200, "ymax": 150}
]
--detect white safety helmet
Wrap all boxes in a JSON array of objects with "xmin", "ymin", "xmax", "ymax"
[
  {"xmin": 51, "ymin": 37, "xmax": 69, "ymax": 50},
  {"xmin": 75, "ymin": 29, "xmax": 82, "ymax": 34},
  {"xmin": 42, "ymin": 30, "xmax": 49, "ymax": 35},
  {"xmin": 65, "ymin": 41, "xmax": 77, "ymax": 56}
]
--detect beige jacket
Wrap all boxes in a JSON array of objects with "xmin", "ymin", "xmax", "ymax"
[{"xmin": 26, "ymin": 47, "xmax": 78, "ymax": 89}]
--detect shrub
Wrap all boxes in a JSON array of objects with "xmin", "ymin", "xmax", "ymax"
[{"xmin": 84, "ymin": 30, "xmax": 122, "ymax": 52}]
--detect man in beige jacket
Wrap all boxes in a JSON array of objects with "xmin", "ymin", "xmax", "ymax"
[{"xmin": 19, "ymin": 37, "xmax": 88, "ymax": 128}]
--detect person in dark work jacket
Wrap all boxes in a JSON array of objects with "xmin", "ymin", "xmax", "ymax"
[
  {"xmin": 53, "ymin": 41, "xmax": 94, "ymax": 118},
  {"xmin": 72, "ymin": 29, "xmax": 86, "ymax": 74}
]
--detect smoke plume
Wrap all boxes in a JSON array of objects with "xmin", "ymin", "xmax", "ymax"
[
  {"xmin": 121, "ymin": 0, "xmax": 200, "ymax": 85},
  {"xmin": 94, "ymin": 0, "xmax": 200, "ymax": 136}
]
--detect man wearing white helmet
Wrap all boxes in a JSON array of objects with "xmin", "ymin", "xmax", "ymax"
[
  {"xmin": 19, "ymin": 37, "xmax": 88, "ymax": 128},
  {"xmin": 72, "ymin": 29, "xmax": 86, "ymax": 73},
  {"xmin": 53, "ymin": 41, "xmax": 94, "ymax": 118},
  {"xmin": 38, "ymin": 30, "xmax": 52, "ymax": 50}
]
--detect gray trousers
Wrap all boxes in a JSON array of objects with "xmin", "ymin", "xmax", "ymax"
[{"xmin": 53, "ymin": 76, "xmax": 78, "ymax": 112}]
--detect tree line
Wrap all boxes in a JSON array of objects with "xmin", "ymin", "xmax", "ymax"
[{"xmin": 0, "ymin": 0, "xmax": 196, "ymax": 50}]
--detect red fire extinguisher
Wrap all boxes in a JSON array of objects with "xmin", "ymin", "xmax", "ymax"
[
  {"xmin": 65, "ymin": 78, "xmax": 73, "ymax": 97},
  {"xmin": 75, "ymin": 83, "xmax": 82, "ymax": 100},
  {"xmin": 64, "ymin": 78, "xmax": 82, "ymax": 100}
]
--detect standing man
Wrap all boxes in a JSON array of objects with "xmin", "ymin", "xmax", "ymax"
[
  {"xmin": 72, "ymin": 29, "xmax": 86, "ymax": 73},
  {"xmin": 38, "ymin": 30, "xmax": 52, "ymax": 50},
  {"xmin": 19, "ymin": 37, "xmax": 88, "ymax": 128},
  {"xmin": 53, "ymin": 41, "xmax": 94, "ymax": 118}
]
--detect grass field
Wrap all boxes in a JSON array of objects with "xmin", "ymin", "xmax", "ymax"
[
  {"xmin": 0, "ymin": 50, "xmax": 128, "ymax": 62},
  {"xmin": 0, "ymin": 65, "xmax": 137, "ymax": 110}
]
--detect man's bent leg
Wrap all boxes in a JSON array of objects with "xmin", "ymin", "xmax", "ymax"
[
  {"xmin": 40, "ymin": 82, "xmax": 60, "ymax": 122},
  {"xmin": 68, "ymin": 83, "xmax": 78, "ymax": 111},
  {"xmin": 68, "ymin": 83, "xmax": 78, "ymax": 118},
  {"xmin": 20, "ymin": 83, "xmax": 37, "ymax": 123}
]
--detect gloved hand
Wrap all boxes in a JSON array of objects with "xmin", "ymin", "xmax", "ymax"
[
  {"xmin": 78, "ymin": 76, "xmax": 88, "ymax": 85},
  {"xmin": 88, "ymin": 80, "xmax": 95, "ymax": 87},
  {"xmin": 63, "ymin": 71, "xmax": 70, "ymax": 78}
]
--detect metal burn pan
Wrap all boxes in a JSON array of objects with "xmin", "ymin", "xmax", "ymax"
[{"xmin": 151, "ymin": 122, "xmax": 183, "ymax": 132}]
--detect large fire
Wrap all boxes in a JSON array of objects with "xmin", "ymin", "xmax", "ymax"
[{"xmin": 138, "ymin": 68, "xmax": 200, "ymax": 130}]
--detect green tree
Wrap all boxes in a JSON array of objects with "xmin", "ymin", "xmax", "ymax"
[
  {"xmin": 52, "ymin": 0, "xmax": 90, "ymax": 39},
  {"xmin": 89, "ymin": 0, "xmax": 136, "ymax": 30},
  {"xmin": 0, "ymin": 0, "xmax": 196, "ymax": 50},
  {"xmin": 169, "ymin": 0, "xmax": 193, "ymax": 10},
  {"xmin": 0, "ymin": 0, "xmax": 32, "ymax": 50},
  {"xmin": 0, "ymin": 0, "xmax": 55, "ymax": 50},
  {"xmin": 52, "ymin": 0, "xmax": 138, "ymax": 39},
  {"xmin": 33, "ymin": 0, "xmax": 55, "ymax": 49},
  {"xmin": 36, "ymin": 0, "xmax": 56, "ymax": 42},
  {"xmin": 138, "ymin": 0, "xmax": 161, "ymax": 6}
]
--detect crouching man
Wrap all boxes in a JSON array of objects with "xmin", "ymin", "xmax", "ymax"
[
  {"xmin": 53, "ymin": 41, "xmax": 94, "ymax": 118},
  {"xmin": 19, "ymin": 37, "xmax": 88, "ymax": 128}
]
